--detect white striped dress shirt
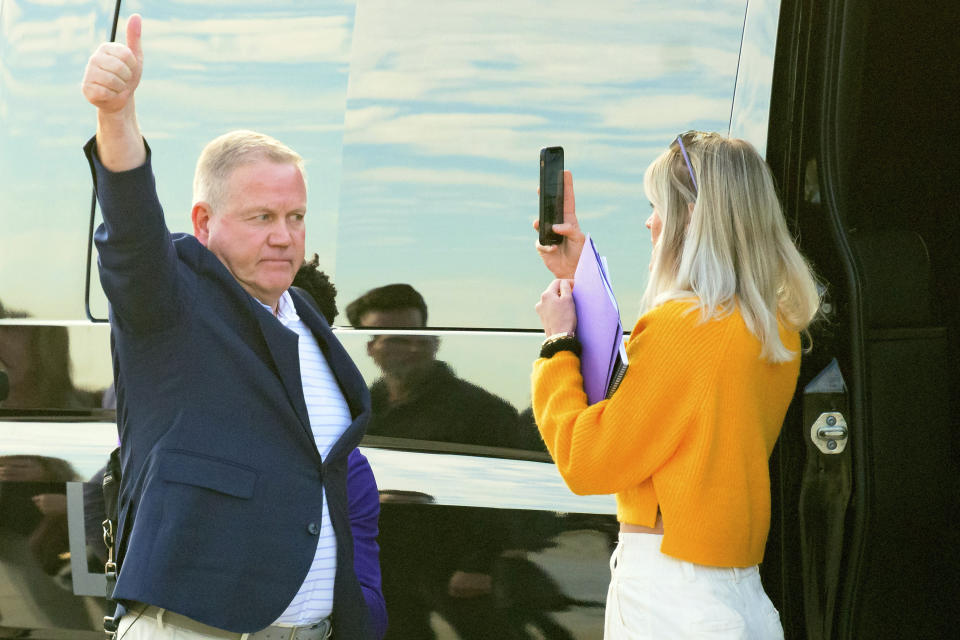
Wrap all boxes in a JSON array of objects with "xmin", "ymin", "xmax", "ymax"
[{"xmin": 260, "ymin": 291, "xmax": 351, "ymax": 625}]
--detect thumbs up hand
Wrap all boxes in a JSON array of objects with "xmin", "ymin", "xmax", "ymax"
[{"xmin": 82, "ymin": 14, "xmax": 144, "ymax": 114}]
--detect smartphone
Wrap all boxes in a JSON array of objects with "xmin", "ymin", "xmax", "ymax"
[{"xmin": 539, "ymin": 146, "xmax": 564, "ymax": 245}]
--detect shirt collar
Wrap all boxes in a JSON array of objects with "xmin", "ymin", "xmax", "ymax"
[{"xmin": 256, "ymin": 290, "xmax": 299, "ymax": 326}]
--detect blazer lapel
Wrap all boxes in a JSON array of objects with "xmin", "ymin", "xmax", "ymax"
[
  {"xmin": 291, "ymin": 290, "xmax": 371, "ymax": 459},
  {"xmin": 249, "ymin": 301, "xmax": 313, "ymax": 440}
]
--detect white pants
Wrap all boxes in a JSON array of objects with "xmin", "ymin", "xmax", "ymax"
[{"xmin": 604, "ymin": 533, "xmax": 784, "ymax": 639}]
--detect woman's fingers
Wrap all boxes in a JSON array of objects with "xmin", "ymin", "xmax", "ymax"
[
  {"xmin": 562, "ymin": 171, "xmax": 577, "ymax": 224},
  {"xmin": 535, "ymin": 239, "xmax": 558, "ymax": 254},
  {"xmin": 550, "ymin": 222, "xmax": 578, "ymax": 236}
]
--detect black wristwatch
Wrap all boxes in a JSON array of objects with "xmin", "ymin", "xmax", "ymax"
[{"xmin": 539, "ymin": 331, "xmax": 581, "ymax": 358}]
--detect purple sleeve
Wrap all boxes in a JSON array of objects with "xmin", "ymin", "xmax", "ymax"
[{"xmin": 347, "ymin": 448, "xmax": 387, "ymax": 639}]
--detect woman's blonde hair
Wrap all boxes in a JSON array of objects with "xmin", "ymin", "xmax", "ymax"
[
  {"xmin": 193, "ymin": 130, "xmax": 306, "ymax": 212},
  {"xmin": 641, "ymin": 131, "xmax": 820, "ymax": 362}
]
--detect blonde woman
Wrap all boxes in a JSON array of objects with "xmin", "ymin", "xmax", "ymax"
[{"xmin": 532, "ymin": 132, "xmax": 819, "ymax": 638}]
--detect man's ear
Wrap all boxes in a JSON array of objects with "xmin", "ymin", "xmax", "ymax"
[{"xmin": 192, "ymin": 202, "xmax": 212, "ymax": 246}]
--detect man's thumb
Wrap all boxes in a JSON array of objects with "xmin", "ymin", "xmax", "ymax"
[{"xmin": 126, "ymin": 14, "xmax": 143, "ymax": 60}]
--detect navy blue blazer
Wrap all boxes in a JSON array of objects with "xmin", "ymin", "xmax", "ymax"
[{"xmin": 85, "ymin": 138, "xmax": 375, "ymax": 637}]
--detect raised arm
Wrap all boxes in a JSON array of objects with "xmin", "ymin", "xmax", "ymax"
[
  {"xmin": 82, "ymin": 14, "xmax": 182, "ymax": 332},
  {"xmin": 81, "ymin": 14, "xmax": 145, "ymax": 170},
  {"xmin": 533, "ymin": 170, "xmax": 586, "ymax": 279}
]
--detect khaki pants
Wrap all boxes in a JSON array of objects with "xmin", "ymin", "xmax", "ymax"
[
  {"xmin": 604, "ymin": 533, "xmax": 784, "ymax": 639},
  {"xmin": 116, "ymin": 609, "xmax": 248, "ymax": 640}
]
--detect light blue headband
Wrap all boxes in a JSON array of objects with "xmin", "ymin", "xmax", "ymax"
[{"xmin": 675, "ymin": 135, "xmax": 698, "ymax": 196}]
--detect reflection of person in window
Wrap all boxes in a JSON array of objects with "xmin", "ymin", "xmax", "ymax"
[
  {"xmin": 0, "ymin": 455, "xmax": 93, "ymax": 629},
  {"xmin": 346, "ymin": 284, "xmax": 521, "ymax": 450},
  {"xmin": 0, "ymin": 302, "xmax": 103, "ymax": 410},
  {"xmin": 347, "ymin": 284, "xmax": 528, "ymax": 638}
]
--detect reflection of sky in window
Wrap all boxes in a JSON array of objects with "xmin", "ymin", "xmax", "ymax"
[
  {"xmin": 0, "ymin": 0, "xmax": 116, "ymax": 320},
  {"xmin": 1, "ymin": 0, "xmax": 781, "ymax": 328},
  {"xmin": 334, "ymin": 0, "xmax": 752, "ymax": 328},
  {"xmin": 1, "ymin": 1, "xmax": 356, "ymax": 320}
]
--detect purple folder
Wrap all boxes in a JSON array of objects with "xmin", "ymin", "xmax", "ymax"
[{"xmin": 572, "ymin": 235, "xmax": 629, "ymax": 405}]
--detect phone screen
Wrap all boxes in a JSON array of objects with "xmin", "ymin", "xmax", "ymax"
[{"xmin": 539, "ymin": 146, "xmax": 564, "ymax": 245}]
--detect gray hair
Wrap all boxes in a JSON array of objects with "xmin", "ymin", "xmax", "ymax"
[{"xmin": 192, "ymin": 130, "xmax": 306, "ymax": 212}]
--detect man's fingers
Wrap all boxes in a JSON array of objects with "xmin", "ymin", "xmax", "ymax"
[
  {"xmin": 126, "ymin": 14, "xmax": 143, "ymax": 62},
  {"xmin": 559, "ymin": 279, "xmax": 573, "ymax": 295},
  {"xmin": 86, "ymin": 76, "xmax": 125, "ymax": 96},
  {"xmin": 98, "ymin": 52, "xmax": 134, "ymax": 82}
]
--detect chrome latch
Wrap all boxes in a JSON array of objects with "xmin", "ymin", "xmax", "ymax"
[{"xmin": 811, "ymin": 412, "xmax": 848, "ymax": 454}]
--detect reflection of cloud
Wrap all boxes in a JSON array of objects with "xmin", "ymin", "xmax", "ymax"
[
  {"xmin": 344, "ymin": 166, "xmax": 645, "ymax": 201},
  {"xmin": 19, "ymin": 0, "xmax": 92, "ymax": 6},
  {"xmin": 349, "ymin": 0, "xmax": 745, "ymax": 104},
  {"xmin": 342, "ymin": 1, "xmax": 744, "ymax": 171},
  {"xmin": 137, "ymin": 78, "xmax": 349, "ymax": 130},
  {"xmin": 597, "ymin": 94, "xmax": 734, "ymax": 129},
  {"xmin": 346, "ymin": 167, "xmax": 528, "ymax": 190},
  {"xmin": 3, "ymin": 12, "xmax": 97, "ymax": 65},
  {"xmin": 142, "ymin": 16, "xmax": 352, "ymax": 64},
  {"xmin": 345, "ymin": 111, "xmax": 547, "ymax": 161},
  {"xmin": 344, "ymin": 106, "xmax": 694, "ymax": 165}
]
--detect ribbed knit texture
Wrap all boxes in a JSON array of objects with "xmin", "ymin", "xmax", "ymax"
[{"xmin": 531, "ymin": 299, "xmax": 801, "ymax": 567}]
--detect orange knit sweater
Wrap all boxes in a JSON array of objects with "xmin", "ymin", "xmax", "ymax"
[{"xmin": 532, "ymin": 299, "xmax": 801, "ymax": 567}]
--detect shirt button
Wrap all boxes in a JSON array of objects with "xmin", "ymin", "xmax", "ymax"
[{"xmin": 307, "ymin": 522, "xmax": 320, "ymax": 535}]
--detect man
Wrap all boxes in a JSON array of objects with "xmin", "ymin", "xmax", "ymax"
[
  {"xmin": 345, "ymin": 284, "xmax": 522, "ymax": 450},
  {"xmin": 81, "ymin": 15, "xmax": 385, "ymax": 639},
  {"xmin": 346, "ymin": 284, "xmax": 528, "ymax": 639}
]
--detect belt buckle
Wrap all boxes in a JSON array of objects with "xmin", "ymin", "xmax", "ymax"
[{"xmin": 303, "ymin": 619, "xmax": 331, "ymax": 640}]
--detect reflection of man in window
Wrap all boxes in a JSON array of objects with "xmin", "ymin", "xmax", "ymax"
[
  {"xmin": 348, "ymin": 286, "xmax": 531, "ymax": 638},
  {"xmin": 346, "ymin": 284, "xmax": 521, "ymax": 449}
]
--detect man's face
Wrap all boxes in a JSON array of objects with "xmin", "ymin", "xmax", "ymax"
[
  {"xmin": 361, "ymin": 308, "xmax": 437, "ymax": 377},
  {"xmin": 194, "ymin": 159, "xmax": 306, "ymax": 307}
]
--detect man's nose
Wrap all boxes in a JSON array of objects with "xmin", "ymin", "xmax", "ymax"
[{"xmin": 267, "ymin": 220, "xmax": 292, "ymax": 246}]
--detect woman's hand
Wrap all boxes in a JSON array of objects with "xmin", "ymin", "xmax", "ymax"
[
  {"xmin": 534, "ymin": 170, "xmax": 586, "ymax": 279},
  {"xmin": 536, "ymin": 279, "xmax": 577, "ymax": 335}
]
